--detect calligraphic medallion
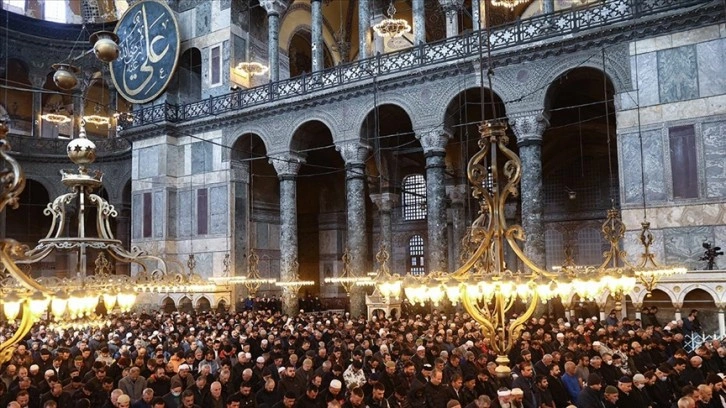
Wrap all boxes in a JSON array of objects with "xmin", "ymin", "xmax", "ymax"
[{"xmin": 110, "ymin": 0, "xmax": 180, "ymax": 104}]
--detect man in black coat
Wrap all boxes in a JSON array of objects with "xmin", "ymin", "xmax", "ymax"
[
  {"xmin": 424, "ymin": 369, "xmax": 449, "ymax": 408},
  {"xmin": 547, "ymin": 364, "xmax": 571, "ymax": 408},
  {"xmin": 577, "ymin": 373, "xmax": 604, "ymax": 408}
]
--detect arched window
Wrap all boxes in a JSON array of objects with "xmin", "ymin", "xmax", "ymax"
[
  {"xmin": 402, "ymin": 174, "xmax": 426, "ymax": 221},
  {"xmin": 408, "ymin": 235, "xmax": 425, "ymax": 276},
  {"xmin": 44, "ymin": 0, "xmax": 65, "ymax": 23}
]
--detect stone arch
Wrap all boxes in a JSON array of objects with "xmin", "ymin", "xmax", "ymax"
[
  {"xmin": 362, "ymin": 94, "xmax": 418, "ymax": 131},
  {"xmin": 168, "ymin": 47, "xmax": 202, "ymax": 104},
  {"xmin": 196, "ymin": 296, "xmax": 211, "ymax": 311},
  {"xmin": 217, "ymin": 299, "xmax": 228, "ymax": 312},
  {"xmin": 538, "ymin": 58, "xmax": 630, "ymax": 113},
  {"xmin": 631, "ymin": 286, "xmax": 677, "ymax": 306},
  {"xmin": 677, "ymin": 285, "xmax": 719, "ymax": 305},
  {"xmin": 287, "ymin": 110, "xmax": 342, "ymax": 148},
  {"xmin": 179, "ymin": 296, "xmax": 193, "ymax": 313},
  {"xmin": 224, "ymin": 124, "xmax": 274, "ymax": 160},
  {"xmin": 289, "ymin": 118, "xmax": 336, "ymax": 153},
  {"xmin": 279, "ymin": 3, "xmax": 340, "ymax": 66},
  {"xmin": 162, "ymin": 297, "xmax": 177, "ymax": 313}
]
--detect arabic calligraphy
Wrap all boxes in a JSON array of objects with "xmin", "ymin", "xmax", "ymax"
[{"xmin": 110, "ymin": 0, "xmax": 180, "ymax": 104}]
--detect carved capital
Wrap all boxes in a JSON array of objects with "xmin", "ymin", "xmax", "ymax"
[
  {"xmin": 438, "ymin": 0, "xmax": 464, "ymax": 13},
  {"xmin": 416, "ymin": 126, "xmax": 452, "ymax": 154},
  {"xmin": 509, "ymin": 111, "xmax": 550, "ymax": 144},
  {"xmin": 260, "ymin": 0, "xmax": 288, "ymax": 16},
  {"xmin": 269, "ymin": 153, "xmax": 305, "ymax": 177},
  {"xmin": 336, "ymin": 141, "xmax": 371, "ymax": 167},
  {"xmin": 369, "ymin": 193, "xmax": 399, "ymax": 212},
  {"xmin": 446, "ymin": 184, "xmax": 468, "ymax": 205}
]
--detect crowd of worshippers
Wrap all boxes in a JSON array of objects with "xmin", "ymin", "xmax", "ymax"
[{"xmin": 0, "ymin": 305, "xmax": 717, "ymax": 408}]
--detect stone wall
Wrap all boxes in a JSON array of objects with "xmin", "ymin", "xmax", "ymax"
[{"xmin": 618, "ymin": 23, "xmax": 726, "ymax": 271}]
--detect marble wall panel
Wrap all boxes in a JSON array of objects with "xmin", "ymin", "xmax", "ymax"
[
  {"xmin": 710, "ymin": 225, "xmax": 726, "ymax": 270},
  {"xmin": 132, "ymin": 193, "xmax": 141, "ymax": 239},
  {"xmin": 632, "ymin": 53, "xmax": 659, "ymax": 107},
  {"xmin": 220, "ymin": 0, "xmax": 231, "ymax": 10},
  {"xmin": 642, "ymin": 129, "xmax": 668, "ymax": 202},
  {"xmin": 697, "ymin": 39, "xmax": 726, "ymax": 98},
  {"xmin": 153, "ymin": 190, "xmax": 164, "ymax": 239},
  {"xmin": 703, "ymin": 120, "xmax": 726, "ymax": 198},
  {"xmin": 167, "ymin": 189, "xmax": 177, "ymax": 237},
  {"xmin": 620, "ymin": 132, "xmax": 644, "ymax": 204},
  {"xmin": 138, "ymin": 147, "xmax": 158, "ymax": 179},
  {"xmin": 196, "ymin": 2, "xmax": 211, "ymax": 37},
  {"xmin": 178, "ymin": 190, "xmax": 193, "ymax": 238},
  {"xmin": 658, "ymin": 46, "xmax": 699, "ymax": 104},
  {"xmin": 664, "ymin": 225, "xmax": 713, "ymax": 270},
  {"xmin": 210, "ymin": 185, "xmax": 228, "ymax": 234},
  {"xmin": 191, "ymin": 141, "xmax": 213, "ymax": 174}
]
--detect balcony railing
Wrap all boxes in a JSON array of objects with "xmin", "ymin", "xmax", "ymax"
[{"xmin": 124, "ymin": 0, "xmax": 707, "ymax": 129}]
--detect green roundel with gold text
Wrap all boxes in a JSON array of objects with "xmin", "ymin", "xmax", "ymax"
[{"xmin": 110, "ymin": 0, "xmax": 180, "ymax": 104}]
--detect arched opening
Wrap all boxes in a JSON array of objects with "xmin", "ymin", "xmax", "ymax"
[
  {"xmin": 217, "ymin": 299, "xmax": 227, "ymax": 312},
  {"xmin": 230, "ymin": 133, "xmax": 279, "ymax": 296},
  {"xmin": 291, "ymin": 120, "xmax": 346, "ymax": 294},
  {"xmin": 570, "ymin": 294, "xmax": 599, "ymax": 321},
  {"xmin": 162, "ymin": 297, "xmax": 177, "ymax": 313},
  {"xmin": 288, "ymin": 29, "xmax": 333, "ymax": 77},
  {"xmin": 683, "ymin": 289, "xmax": 717, "ymax": 334},
  {"xmin": 0, "ymin": 58, "xmax": 32, "ymax": 135},
  {"xmin": 362, "ymin": 103, "xmax": 417, "ymax": 275},
  {"xmin": 641, "ymin": 289, "xmax": 673, "ymax": 327},
  {"xmin": 196, "ymin": 296, "xmax": 211, "ymax": 312},
  {"xmin": 542, "ymin": 67, "xmax": 617, "ymax": 270},
  {"xmin": 179, "ymin": 296, "xmax": 193, "ymax": 313},
  {"xmin": 168, "ymin": 48, "xmax": 202, "ymax": 104},
  {"xmin": 6, "ymin": 179, "xmax": 50, "ymax": 246},
  {"xmin": 443, "ymin": 87, "xmax": 509, "ymax": 269}
]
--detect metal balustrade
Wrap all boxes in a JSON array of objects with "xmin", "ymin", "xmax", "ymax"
[{"xmin": 123, "ymin": 0, "xmax": 708, "ymax": 129}]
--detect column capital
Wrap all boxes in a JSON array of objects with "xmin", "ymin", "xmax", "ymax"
[
  {"xmin": 416, "ymin": 126, "xmax": 452, "ymax": 154},
  {"xmin": 369, "ymin": 193, "xmax": 399, "ymax": 212},
  {"xmin": 509, "ymin": 111, "xmax": 550, "ymax": 145},
  {"xmin": 446, "ymin": 184, "xmax": 468, "ymax": 205},
  {"xmin": 260, "ymin": 0, "xmax": 288, "ymax": 16},
  {"xmin": 336, "ymin": 141, "xmax": 371, "ymax": 167},
  {"xmin": 269, "ymin": 153, "xmax": 305, "ymax": 178},
  {"xmin": 439, "ymin": 0, "xmax": 464, "ymax": 13}
]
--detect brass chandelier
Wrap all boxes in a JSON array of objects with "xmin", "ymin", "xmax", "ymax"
[{"xmin": 373, "ymin": 1, "xmax": 412, "ymax": 38}]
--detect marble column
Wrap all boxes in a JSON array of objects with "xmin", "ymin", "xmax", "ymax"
[
  {"xmin": 543, "ymin": 0, "xmax": 555, "ymax": 14},
  {"xmin": 719, "ymin": 307, "xmax": 726, "ymax": 336},
  {"xmin": 311, "ymin": 0, "xmax": 323, "ymax": 72},
  {"xmin": 417, "ymin": 127, "xmax": 452, "ymax": 273},
  {"xmin": 674, "ymin": 307, "xmax": 682, "ymax": 322},
  {"xmin": 439, "ymin": 0, "xmax": 462, "ymax": 38},
  {"xmin": 270, "ymin": 153, "xmax": 305, "ymax": 316},
  {"xmin": 29, "ymin": 74, "xmax": 44, "ymax": 138},
  {"xmin": 370, "ymin": 193, "xmax": 399, "ymax": 257},
  {"xmin": 509, "ymin": 112, "xmax": 549, "ymax": 270},
  {"xmin": 472, "ymin": 0, "xmax": 481, "ymax": 31},
  {"xmin": 412, "ymin": 0, "xmax": 426, "ymax": 45},
  {"xmin": 446, "ymin": 184, "xmax": 467, "ymax": 268},
  {"xmin": 261, "ymin": 0, "xmax": 289, "ymax": 82},
  {"xmin": 336, "ymin": 141, "xmax": 370, "ymax": 317},
  {"xmin": 231, "ymin": 163, "xmax": 251, "ymax": 311},
  {"xmin": 107, "ymin": 85, "xmax": 118, "ymax": 138},
  {"xmin": 359, "ymin": 0, "xmax": 370, "ymax": 60}
]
